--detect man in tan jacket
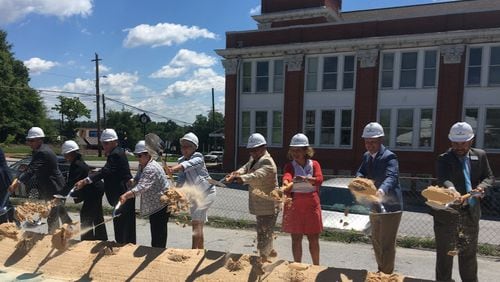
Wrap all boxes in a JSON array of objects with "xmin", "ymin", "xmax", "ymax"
[{"xmin": 227, "ymin": 133, "xmax": 279, "ymax": 266}]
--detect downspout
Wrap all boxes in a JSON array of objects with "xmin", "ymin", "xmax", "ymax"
[{"xmin": 234, "ymin": 57, "xmax": 242, "ymax": 169}]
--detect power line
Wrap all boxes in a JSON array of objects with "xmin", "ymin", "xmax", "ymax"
[{"xmin": 0, "ymin": 85, "xmax": 192, "ymax": 125}]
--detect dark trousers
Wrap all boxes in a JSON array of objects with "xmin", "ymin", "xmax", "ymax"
[
  {"xmin": 0, "ymin": 200, "xmax": 15, "ymax": 224},
  {"xmin": 113, "ymin": 198, "xmax": 136, "ymax": 244},
  {"xmin": 369, "ymin": 211, "xmax": 402, "ymax": 274},
  {"xmin": 149, "ymin": 207, "xmax": 170, "ymax": 248},
  {"xmin": 80, "ymin": 196, "xmax": 108, "ymax": 241},
  {"xmin": 433, "ymin": 210, "xmax": 478, "ymax": 282},
  {"xmin": 47, "ymin": 205, "xmax": 73, "ymax": 234}
]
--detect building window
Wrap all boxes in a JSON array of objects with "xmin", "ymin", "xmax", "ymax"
[
  {"xmin": 320, "ymin": 110, "xmax": 335, "ymax": 145},
  {"xmin": 379, "ymin": 109, "xmax": 391, "ymax": 147},
  {"xmin": 256, "ymin": 61, "xmax": 269, "ymax": 92},
  {"xmin": 241, "ymin": 111, "xmax": 251, "ymax": 142},
  {"xmin": 343, "ymin": 55, "xmax": 355, "ymax": 90},
  {"xmin": 304, "ymin": 109, "xmax": 353, "ymax": 148},
  {"xmin": 467, "ymin": 47, "xmax": 482, "ymax": 86},
  {"xmin": 485, "ymin": 108, "xmax": 500, "ymax": 149},
  {"xmin": 396, "ymin": 109, "xmax": 414, "ymax": 147},
  {"xmin": 271, "ymin": 111, "xmax": 282, "ymax": 145},
  {"xmin": 273, "ymin": 60, "xmax": 284, "ymax": 93},
  {"xmin": 379, "ymin": 108, "xmax": 434, "ymax": 150},
  {"xmin": 305, "ymin": 57, "xmax": 318, "ymax": 91},
  {"xmin": 340, "ymin": 109, "xmax": 352, "ymax": 146},
  {"xmin": 400, "ymin": 52, "xmax": 418, "ymax": 88},
  {"xmin": 322, "ymin": 57, "xmax": 338, "ymax": 90},
  {"xmin": 488, "ymin": 46, "xmax": 500, "ymax": 86},
  {"xmin": 242, "ymin": 62, "xmax": 252, "ymax": 93},
  {"xmin": 419, "ymin": 109, "xmax": 433, "ymax": 148},
  {"xmin": 255, "ymin": 111, "xmax": 268, "ymax": 139},
  {"xmin": 465, "ymin": 108, "xmax": 479, "ymax": 147},
  {"xmin": 381, "ymin": 53, "xmax": 394, "ymax": 89},
  {"xmin": 305, "ymin": 110, "xmax": 316, "ymax": 144},
  {"xmin": 423, "ymin": 50, "xmax": 437, "ymax": 87}
]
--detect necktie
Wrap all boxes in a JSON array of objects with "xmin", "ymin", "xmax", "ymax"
[{"xmin": 462, "ymin": 156, "xmax": 476, "ymax": 206}]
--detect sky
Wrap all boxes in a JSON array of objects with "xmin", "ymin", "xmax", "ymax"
[{"xmin": 0, "ymin": 0, "xmax": 455, "ymax": 125}]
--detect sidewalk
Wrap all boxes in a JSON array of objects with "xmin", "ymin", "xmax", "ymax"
[{"xmin": 23, "ymin": 212, "xmax": 499, "ymax": 281}]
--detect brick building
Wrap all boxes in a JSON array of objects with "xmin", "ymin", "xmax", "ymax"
[{"xmin": 215, "ymin": 0, "xmax": 500, "ymax": 178}]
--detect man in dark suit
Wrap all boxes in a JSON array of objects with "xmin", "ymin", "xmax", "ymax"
[
  {"xmin": 356, "ymin": 122, "xmax": 403, "ymax": 274},
  {"xmin": 432, "ymin": 122, "xmax": 494, "ymax": 282},
  {"xmin": 75, "ymin": 128, "xmax": 135, "ymax": 244},
  {"xmin": 9, "ymin": 127, "xmax": 72, "ymax": 233},
  {"xmin": 62, "ymin": 140, "xmax": 107, "ymax": 241}
]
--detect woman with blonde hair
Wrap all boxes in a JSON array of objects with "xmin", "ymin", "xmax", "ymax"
[{"xmin": 281, "ymin": 133, "xmax": 323, "ymax": 265}]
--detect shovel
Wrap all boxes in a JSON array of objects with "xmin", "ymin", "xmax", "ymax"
[
  {"xmin": 53, "ymin": 186, "xmax": 77, "ymax": 202},
  {"xmin": 0, "ymin": 191, "xmax": 11, "ymax": 216},
  {"xmin": 425, "ymin": 191, "xmax": 482, "ymax": 213},
  {"xmin": 207, "ymin": 178, "xmax": 228, "ymax": 188},
  {"xmin": 112, "ymin": 201, "xmax": 122, "ymax": 218},
  {"xmin": 0, "ymin": 178, "xmax": 18, "ymax": 216}
]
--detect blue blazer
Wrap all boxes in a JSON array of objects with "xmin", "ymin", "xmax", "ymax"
[{"xmin": 356, "ymin": 145, "xmax": 403, "ymax": 212}]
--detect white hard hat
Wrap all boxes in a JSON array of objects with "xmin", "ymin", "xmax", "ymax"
[
  {"xmin": 180, "ymin": 132, "xmax": 199, "ymax": 149},
  {"xmin": 448, "ymin": 122, "xmax": 474, "ymax": 142},
  {"xmin": 100, "ymin": 128, "xmax": 118, "ymax": 142},
  {"xmin": 26, "ymin": 127, "xmax": 45, "ymax": 139},
  {"xmin": 290, "ymin": 133, "xmax": 309, "ymax": 147},
  {"xmin": 362, "ymin": 122, "xmax": 385, "ymax": 138},
  {"xmin": 134, "ymin": 140, "xmax": 148, "ymax": 154},
  {"xmin": 61, "ymin": 140, "xmax": 79, "ymax": 155},
  {"xmin": 247, "ymin": 133, "xmax": 267, "ymax": 148}
]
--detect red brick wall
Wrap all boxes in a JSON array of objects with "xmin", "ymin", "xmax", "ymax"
[{"xmin": 223, "ymin": 74, "xmax": 238, "ymax": 171}]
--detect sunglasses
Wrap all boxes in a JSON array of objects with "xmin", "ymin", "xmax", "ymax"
[{"xmin": 136, "ymin": 153, "xmax": 148, "ymax": 158}]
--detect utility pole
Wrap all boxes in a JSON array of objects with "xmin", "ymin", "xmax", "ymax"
[
  {"xmin": 92, "ymin": 53, "xmax": 102, "ymax": 157},
  {"xmin": 102, "ymin": 93, "xmax": 106, "ymax": 128}
]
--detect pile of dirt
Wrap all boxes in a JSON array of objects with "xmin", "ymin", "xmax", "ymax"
[
  {"xmin": 14, "ymin": 201, "xmax": 51, "ymax": 223},
  {"xmin": 421, "ymin": 185, "xmax": 458, "ymax": 204},
  {"xmin": 0, "ymin": 231, "xmax": 430, "ymax": 281},
  {"xmin": 348, "ymin": 178, "xmax": 379, "ymax": 202},
  {"xmin": 160, "ymin": 188, "xmax": 190, "ymax": 214},
  {"xmin": 51, "ymin": 223, "xmax": 78, "ymax": 251},
  {"xmin": 366, "ymin": 271, "xmax": 405, "ymax": 282},
  {"xmin": 0, "ymin": 222, "xmax": 21, "ymax": 241}
]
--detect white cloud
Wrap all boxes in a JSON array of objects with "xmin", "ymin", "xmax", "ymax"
[
  {"xmin": 151, "ymin": 49, "xmax": 217, "ymax": 78},
  {"xmin": 250, "ymin": 5, "xmax": 261, "ymax": 15},
  {"xmin": 23, "ymin": 57, "xmax": 58, "ymax": 74},
  {"xmin": 0, "ymin": 0, "xmax": 93, "ymax": 25},
  {"xmin": 162, "ymin": 68, "xmax": 224, "ymax": 98},
  {"xmin": 123, "ymin": 23, "xmax": 216, "ymax": 48}
]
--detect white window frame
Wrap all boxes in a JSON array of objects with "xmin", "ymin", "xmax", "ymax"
[
  {"xmin": 239, "ymin": 110, "xmax": 283, "ymax": 147},
  {"xmin": 302, "ymin": 108, "xmax": 353, "ymax": 148},
  {"xmin": 304, "ymin": 53, "xmax": 356, "ymax": 92},
  {"xmin": 240, "ymin": 59, "xmax": 285, "ymax": 94},
  {"xmin": 379, "ymin": 48, "xmax": 439, "ymax": 90},
  {"xmin": 462, "ymin": 106, "xmax": 500, "ymax": 152},
  {"xmin": 377, "ymin": 107, "xmax": 435, "ymax": 151},
  {"xmin": 465, "ymin": 44, "xmax": 500, "ymax": 88}
]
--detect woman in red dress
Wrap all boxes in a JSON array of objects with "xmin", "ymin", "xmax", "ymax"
[{"xmin": 281, "ymin": 133, "xmax": 323, "ymax": 265}]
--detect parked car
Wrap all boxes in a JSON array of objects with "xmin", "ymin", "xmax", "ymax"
[
  {"xmin": 204, "ymin": 151, "xmax": 224, "ymax": 163},
  {"xmin": 8, "ymin": 156, "xmax": 71, "ymax": 198},
  {"xmin": 320, "ymin": 177, "xmax": 371, "ymax": 233}
]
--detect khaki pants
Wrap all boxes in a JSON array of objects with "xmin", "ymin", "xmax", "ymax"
[
  {"xmin": 369, "ymin": 211, "xmax": 402, "ymax": 274},
  {"xmin": 256, "ymin": 213, "xmax": 277, "ymax": 257}
]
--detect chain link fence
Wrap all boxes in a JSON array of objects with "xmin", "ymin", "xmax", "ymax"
[{"xmin": 207, "ymin": 173, "xmax": 500, "ymax": 246}]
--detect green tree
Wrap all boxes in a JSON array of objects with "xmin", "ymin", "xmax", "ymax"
[
  {"xmin": 191, "ymin": 111, "xmax": 225, "ymax": 152},
  {"xmin": 0, "ymin": 30, "xmax": 50, "ymax": 142},
  {"xmin": 105, "ymin": 110, "xmax": 142, "ymax": 150},
  {"xmin": 52, "ymin": 96, "xmax": 91, "ymax": 139}
]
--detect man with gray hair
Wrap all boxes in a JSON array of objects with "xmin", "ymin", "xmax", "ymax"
[
  {"xmin": 9, "ymin": 127, "xmax": 71, "ymax": 233},
  {"xmin": 75, "ymin": 128, "xmax": 135, "ymax": 244}
]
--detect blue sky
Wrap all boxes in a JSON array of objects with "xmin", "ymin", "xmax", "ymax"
[{"xmin": 0, "ymin": 0, "xmax": 454, "ymax": 124}]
